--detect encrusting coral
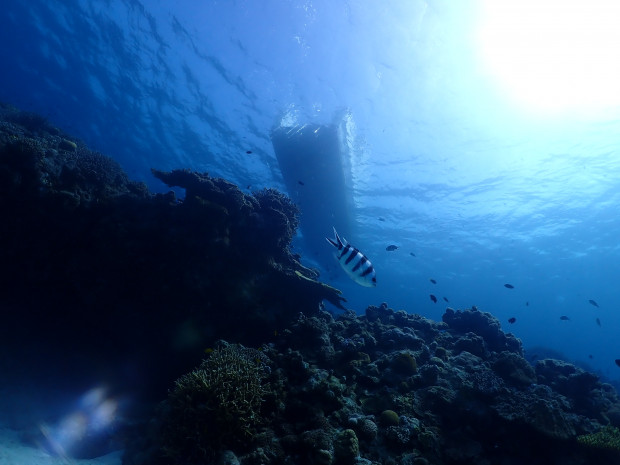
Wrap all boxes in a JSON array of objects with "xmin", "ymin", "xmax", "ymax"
[{"xmin": 125, "ymin": 305, "xmax": 620, "ymax": 465}]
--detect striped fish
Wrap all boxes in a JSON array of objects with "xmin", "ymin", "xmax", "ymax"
[{"xmin": 326, "ymin": 227, "xmax": 376, "ymax": 287}]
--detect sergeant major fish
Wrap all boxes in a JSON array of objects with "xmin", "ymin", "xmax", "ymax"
[{"xmin": 326, "ymin": 228, "xmax": 376, "ymax": 287}]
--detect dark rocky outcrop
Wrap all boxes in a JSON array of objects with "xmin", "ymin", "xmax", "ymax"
[{"xmin": 0, "ymin": 103, "xmax": 343, "ymax": 402}]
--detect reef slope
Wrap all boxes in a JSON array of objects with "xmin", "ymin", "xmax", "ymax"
[
  {"xmin": 125, "ymin": 305, "xmax": 620, "ymax": 465},
  {"xmin": 0, "ymin": 105, "xmax": 619, "ymax": 464},
  {"xmin": 0, "ymin": 104, "xmax": 342, "ymax": 397}
]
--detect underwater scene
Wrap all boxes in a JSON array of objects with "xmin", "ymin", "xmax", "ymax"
[{"xmin": 1, "ymin": 1, "xmax": 620, "ymax": 464}]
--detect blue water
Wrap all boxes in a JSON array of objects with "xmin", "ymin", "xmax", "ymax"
[{"xmin": 2, "ymin": 0, "xmax": 620, "ymax": 390}]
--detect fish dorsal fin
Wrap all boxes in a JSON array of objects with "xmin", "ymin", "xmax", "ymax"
[
  {"xmin": 326, "ymin": 227, "xmax": 345, "ymax": 249},
  {"xmin": 333, "ymin": 227, "xmax": 345, "ymax": 248}
]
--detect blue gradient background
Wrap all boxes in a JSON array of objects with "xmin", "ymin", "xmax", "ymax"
[{"xmin": 1, "ymin": 0, "xmax": 619, "ymax": 384}]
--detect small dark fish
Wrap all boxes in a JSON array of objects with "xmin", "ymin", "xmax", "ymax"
[
  {"xmin": 615, "ymin": 359, "xmax": 620, "ymax": 368},
  {"xmin": 378, "ymin": 217, "xmax": 386, "ymax": 222},
  {"xmin": 525, "ymin": 301, "xmax": 529, "ymax": 306},
  {"xmin": 508, "ymin": 317, "xmax": 516, "ymax": 324},
  {"xmin": 430, "ymin": 278, "xmax": 437, "ymax": 284},
  {"xmin": 247, "ymin": 185, "xmax": 251, "ymax": 189},
  {"xmin": 246, "ymin": 150, "xmax": 252, "ymax": 154},
  {"xmin": 430, "ymin": 294, "xmax": 437, "ymax": 303},
  {"xmin": 410, "ymin": 252, "xmax": 416, "ymax": 257},
  {"xmin": 596, "ymin": 318, "xmax": 601, "ymax": 327},
  {"xmin": 589, "ymin": 354, "xmax": 593, "ymax": 359},
  {"xmin": 298, "ymin": 180, "xmax": 305, "ymax": 186},
  {"xmin": 504, "ymin": 283, "xmax": 514, "ymax": 289},
  {"xmin": 443, "ymin": 297, "xmax": 449, "ymax": 302},
  {"xmin": 560, "ymin": 315, "xmax": 570, "ymax": 321},
  {"xmin": 588, "ymin": 299, "xmax": 599, "ymax": 308},
  {"xmin": 386, "ymin": 245, "xmax": 399, "ymax": 251}
]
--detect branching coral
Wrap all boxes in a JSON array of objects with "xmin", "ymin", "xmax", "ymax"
[
  {"xmin": 577, "ymin": 425, "xmax": 620, "ymax": 451},
  {"xmin": 161, "ymin": 343, "xmax": 271, "ymax": 462}
]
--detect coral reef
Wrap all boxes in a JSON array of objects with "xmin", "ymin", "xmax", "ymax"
[
  {"xmin": 125, "ymin": 304, "xmax": 620, "ymax": 465},
  {"xmin": 577, "ymin": 425, "xmax": 620, "ymax": 451},
  {"xmin": 3, "ymin": 104, "xmax": 620, "ymax": 464},
  {"xmin": 151, "ymin": 169, "xmax": 299, "ymax": 264},
  {"xmin": 0, "ymin": 103, "xmax": 343, "ymax": 401},
  {"xmin": 159, "ymin": 343, "xmax": 271, "ymax": 462}
]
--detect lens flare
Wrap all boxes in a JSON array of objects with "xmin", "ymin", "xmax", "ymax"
[{"xmin": 37, "ymin": 386, "xmax": 120, "ymax": 459}]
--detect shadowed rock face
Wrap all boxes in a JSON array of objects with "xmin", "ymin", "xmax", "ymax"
[{"xmin": 0, "ymin": 104, "xmax": 343, "ymax": 401}]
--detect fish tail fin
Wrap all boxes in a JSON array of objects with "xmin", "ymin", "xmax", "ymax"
[{"xmin": 326, "ymin": 227, "xmax": 343, "ymax": 249}]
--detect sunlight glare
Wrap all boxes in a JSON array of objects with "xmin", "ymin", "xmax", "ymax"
[{"xmin": 477, "ymin": 0, "xmax": 620, "ymax": 115}]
